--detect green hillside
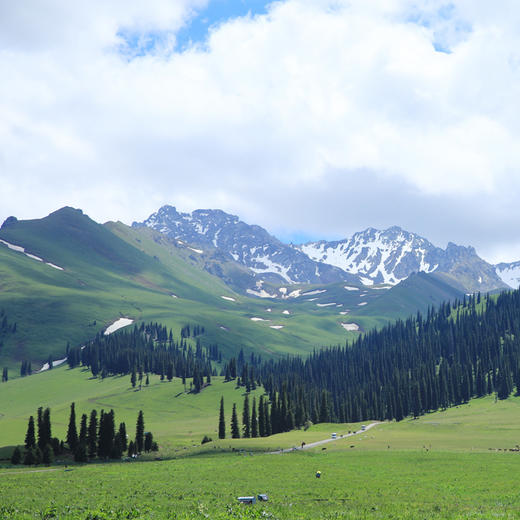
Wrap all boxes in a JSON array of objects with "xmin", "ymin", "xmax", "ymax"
[{"xmin": 0, "ymin": 208, "xmax": 476, "ymax": 371}]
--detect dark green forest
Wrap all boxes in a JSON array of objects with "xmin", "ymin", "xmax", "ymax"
[{"xmin": 252, "ymin": 290, "xmax": 520, "ymax": 432}]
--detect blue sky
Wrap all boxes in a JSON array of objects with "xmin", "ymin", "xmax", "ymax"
[{"xmin": 176, "ymin": 0, "xmax": 271, "ymax": 50}]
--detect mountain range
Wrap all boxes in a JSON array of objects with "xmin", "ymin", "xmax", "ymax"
[
  {"xmin": 134, "ymin": 205, "xmax": 514, "ymax": 294},
  {"xmin": 0, "ymin": 204, "xmax": 517, "ymax": 368}
]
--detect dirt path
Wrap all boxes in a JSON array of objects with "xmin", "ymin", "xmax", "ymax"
[{"xmin": 269, "ymin": 422, "xmax": 382, "ymax": 454}]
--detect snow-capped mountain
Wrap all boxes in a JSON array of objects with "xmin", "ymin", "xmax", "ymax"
[
  {"xmin": 135, "ymin": 207, "xmax": 509, "ymax": 295},
  {"xmin": 297, "ymin": 227, "xmax": 442, "ymax": 285},
  {"xmin": 133, "ymin": 206, "xmax": 359, "ymax": 288},
  {"xmin": 495, "ymin": 261, "xmax": 520, "ymax": 289},
  {"xmin": 297, "ymin": 227, "xmax": 508, "ymax": 292}
]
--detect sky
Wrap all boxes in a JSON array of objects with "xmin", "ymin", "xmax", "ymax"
[{"xmin": 1, "ymin": 0, "xmax": 520, "ymax": 263}]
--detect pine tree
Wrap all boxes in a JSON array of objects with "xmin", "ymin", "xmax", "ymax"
[
  {"xmin": 231, "ymin": 403, "xmax": 240, "ymax": 438},
  {"xmin": 136, "ymin": 410, "xmax": 145, "ymax": 453},
  {"xmin": 66, "ymin": 402, "xmax": 78, "ymax": 452},
  {"xmin": 258, "ymin": 396, "xmax": 265, "ymax": 437},
  {"xmin": 119, "ymin": 422, "xmax": 128, "ymax": 452},
  {"xmin": 79, "ymin": 414, "xmax": 88, "ymax": 444},
  {"xmin": 37, "ymin": 407, "xmax": 43, "ymax": 449},
  {"xmin": 218, "ymin": 397, "xmax": 226, "ymax": 439},
  {"xmin": 25, "ymin": 416, "xmax": 36, "ymax": 450},
  {"xmin": 128, "ymin": 440, "xmax": 136, "ymax": 457},
  {"xmin": 251, "ymin": 397, "xmax": 258, "ymax": 438},
  {"xmin": 144, "ymin": 432, "xmax": 154, "ymax": 452},
  {"xmin": 131, "ymin": 367, "xmax": 137, "ymax": 388},
  {"xmin": 87, "ymin": 409, "xmax": 98, "ymax": 459},
  {"xmin": 242, "ymin": 394, "xmax": 251, "ymax": 438},
  {"xmin": 40, "ymin": 408, "xmax": 52, "ymax": 449}
]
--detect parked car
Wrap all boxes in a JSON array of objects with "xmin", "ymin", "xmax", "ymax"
[{"xmin": 331, "ymin": 432, "xmax": 337, "ymax": 439}]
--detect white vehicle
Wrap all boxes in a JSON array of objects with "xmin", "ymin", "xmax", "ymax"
[
  {"xmin": 331, "ymin": 432, "xmax": 337, "ymax": 439},
  {"xmin": 361, "ymin": 425, "xmax": 366, "ymax": 431}
]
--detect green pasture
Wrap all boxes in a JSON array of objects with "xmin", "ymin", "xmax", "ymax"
[{"xmin": 2, "ymin": 367, "xmax": 520, "ymax": 517}]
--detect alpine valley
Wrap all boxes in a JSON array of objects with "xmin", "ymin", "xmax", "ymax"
[{"xmin": 0, "ymin": 204, "xmax": 516, "ymax": 370}]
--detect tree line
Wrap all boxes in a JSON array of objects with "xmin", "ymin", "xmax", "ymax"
[
  {"xmin": 251, "ymin": 290, "xmax": 520, "ymax": 427},
  {"xmin": 67, "ymin": 322, "xmax": 220, "ymax": 392},
  {"xmin": 11, "ymin": 404, "xmax": 157, "ymax": 466}
]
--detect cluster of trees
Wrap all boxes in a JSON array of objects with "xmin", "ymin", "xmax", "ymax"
[
  {"xmin": 20, "ymin": 360, "xmax": 32, "ymax": 377},
  {"xmin": 180, "ymin": 324, "xmax": 205, "ymax": 338},
  {"xmin": 222, "ymin": 348, "xmax": 262, "ymax": 391},
  {"xmin": 11, "ymin": 404, "xmax": 157, "ymax": 466},
  {"xmin": 254, "ymin": 290, "xmax": 520, "ymax": 425},
  {"xmin": 67, "ymin": 322, "xmax": 219, "ymax": 392},
  {"xmin": 218, "ymin": 394, "xmax": 274, "ymax": 439}
]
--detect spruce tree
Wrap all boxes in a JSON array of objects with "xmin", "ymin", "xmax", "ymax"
[
  {"xmin": 79, "ymin": 413, "xmax": 88, "ymax": 444},
  {"xmin": 136, "ymin": 410, "xmax": 145, "ymax": 453},
  {"xmin": 144, "ymin": 432, "xmax": 154, "ymax": 452},
  {"xmin": 251, "ymin": 397, "xmax": 258, "ymax": 438},
  {"xmin": 25, "ymin": 416, "xmax": 36, "ymax": 450},
  {"xmin": 37, "ymin": 407, "xmax": 43, "ymax": 449},
  {"xmin": 218, "ymin": 397, "xmax": 226, "ymax": 439},
  {"xmin": 41, "ymin": 408, "xmax": 52, "ymax": 449},
  {"xmin": 66, "ymin": 402, "xmax": 78, "ymax": 452},
  {"xmin": 87, "ymin": 409, "xmax": 98, "ymax": 459},
  {"xmin": 231, "ymin": 403, "xmax": 240, "ymax": 438},
  {"xmin": 258, "ymin": 396, "xmax": 265, "ymax": 437},
  {"xmin": 119, "ymin": 422, "xmax": 128, "ymax": 452},
  {"xmin": 242, "ymin": 394, "xmax": 250, "ymax": 438}
]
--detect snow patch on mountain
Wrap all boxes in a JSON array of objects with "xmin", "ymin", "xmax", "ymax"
[
  {"xmin": 104, "ymin": 318, "xmax": 134, "ymax": 335},
  {"xmin": 0, "ymin": 238, "xmax": 64, "ymax": 271},
  {"xmin": 495, "ymin": 261, "xmax": 520, "ymax": 289}
]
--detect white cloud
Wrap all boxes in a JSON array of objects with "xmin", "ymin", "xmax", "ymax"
[{"xmin": 1, "ymin": 0, "xmax": 520, "ymax": 261}]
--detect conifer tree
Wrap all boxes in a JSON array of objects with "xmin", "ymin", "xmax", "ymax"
[
  {"xmin": 87, "ymin": 409, "xmax": 98, "ymax": 459},
  {"xmin": 119, "ymin": 422, "xmax": 128, "ymax": 452},
  {"xmin": 231, "ymin": 403, "xmax": 240, "ymax": 438},
  {"xmin": 67, "ymin": 402, "xmax": 78, "ymax": 452},
  {"xmin": 25, "ymin": 416, "xmax": 36, "ymax": 450},
  {"xmin": 136, "ymin": 410, "xmax": 145, "ymax": 453},
  {"xmin": 251, "ymin": 397, "xmax": 258, "ymax": 438},
  {"xmin": 144, "ymin": 432, "xmax": 154, "ymax": 452},
  {"xmin": 40, "ymin": 408, "xmax": 52, "ymax": 449},
  {"xmin": 218, "ymin": 397, "xmax": 226, "ymax": 439},
  {"xmin": 242, "ymin": 394, "xmax": 251, "ymax": 438},
  {"xmin": 258, "ymin": 396, "xmax": 265, "ymax": 437},
  {"xmin": 79, "ymin": 413, "xmax": 88, "ymax": 444}
]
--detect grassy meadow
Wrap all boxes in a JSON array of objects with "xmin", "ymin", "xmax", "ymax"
[{"xmin": 2, "ymin": 366, "xmax": 520, "ymax": 518}]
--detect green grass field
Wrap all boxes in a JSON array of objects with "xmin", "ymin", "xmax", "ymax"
[{"xmin": 2, "ymin": 367, "xmax": 520, "ymax": 518}]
